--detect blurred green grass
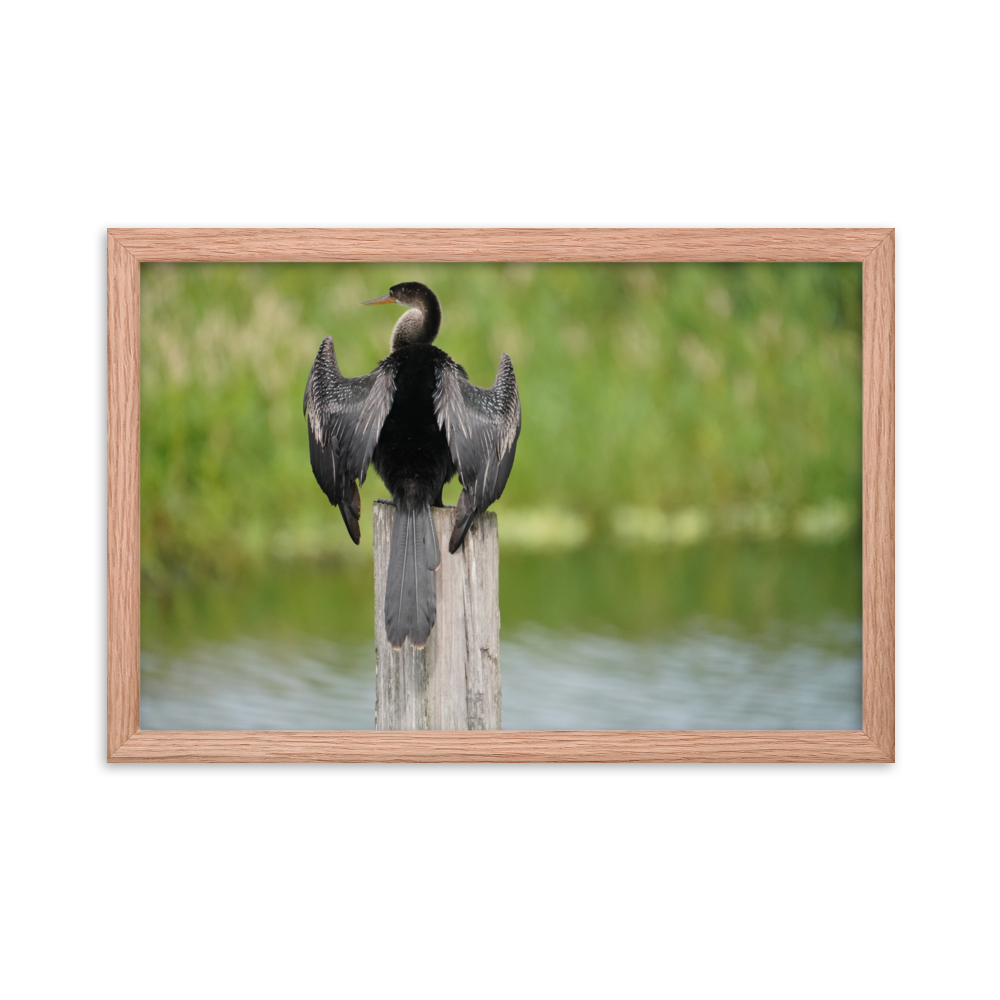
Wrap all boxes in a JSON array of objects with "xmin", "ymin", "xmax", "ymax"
[
  {"xmin": 141, "ymin": 541, "xmax": 861, "ymax": 650},
  {"xmin": 140, "ymin": 261, "xmax": 861, "ymax": 584}
]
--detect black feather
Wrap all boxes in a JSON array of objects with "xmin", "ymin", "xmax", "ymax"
[
  {"xmin": 303, "ymin": 337, "xmax": 396, "ymax": 543},
  {"xmin": 434, "ymin": 352, "xmax": 521, "ymax": 552},
  {"xmin": 384, "ymin": 503, "xmax": 440, "ymax": 649}
]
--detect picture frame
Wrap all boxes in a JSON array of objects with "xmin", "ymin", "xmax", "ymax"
[{"xmin": 108, "ymin": 228, "xmax": 894, "ymax": 762}]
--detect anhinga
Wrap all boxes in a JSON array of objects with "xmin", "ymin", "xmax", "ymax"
[{"xmin": 304, "ymin": 282, "xmax": 521, "ymax": 649}]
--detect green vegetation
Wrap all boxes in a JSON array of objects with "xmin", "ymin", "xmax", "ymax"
[
  {"xmin": 142, "ymin": 540, "xmax": 861, "ymax": 650},
  {"xmin": 140, "ymin": 261, "xmax": 861, "ymax": 584}
]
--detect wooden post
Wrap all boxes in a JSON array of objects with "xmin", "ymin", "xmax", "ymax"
[{"xmin": 373, "ymin": 504, "xmax": 501, "ymax": 730}]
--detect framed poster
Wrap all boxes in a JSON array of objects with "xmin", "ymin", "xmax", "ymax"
[{"xmin": 108, "ymin": 229, "xmax": 894, "ymax": 761}]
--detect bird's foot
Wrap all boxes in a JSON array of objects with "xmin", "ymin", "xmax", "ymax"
[{"xmin": 375, "ymin": 498, "xmax": 396, "ymax": 506}]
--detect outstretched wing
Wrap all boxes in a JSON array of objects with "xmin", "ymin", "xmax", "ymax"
[
  {"xmin": 434, "ymin": 353, "xmax": 521, "ymax": 552},
  {"xmin": 304, "ymin": 337, "xmax": 396, "ymax": 543}
]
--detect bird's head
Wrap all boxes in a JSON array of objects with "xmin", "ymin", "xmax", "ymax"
[{"xmin": 363, "ymin": 281, "xmax": 441, "ymax": 349}]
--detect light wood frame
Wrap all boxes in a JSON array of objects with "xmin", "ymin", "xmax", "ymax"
[{"xmin": 108, "ymin": 228, "xmax": 894, "ymax": 763}]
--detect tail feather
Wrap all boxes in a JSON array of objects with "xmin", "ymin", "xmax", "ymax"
[{"xmin": 384, "ymin": 504, "xmax": 440, "ymax": 649}]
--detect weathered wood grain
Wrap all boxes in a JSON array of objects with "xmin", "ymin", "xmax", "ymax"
[
  {"xmin": 373, "ymin": 505, "xmax": 501, "ymax": 730},
  {"xmin": 107, "ymin": 234, "xmax": 141, "ymax": 758},
  {"xmin": 107, "ymin": 227, "xmax": 895, "ymax": 762},
  {"xmin": 107, "ymin": 730, "xmax": 892, "ymax": 763},
  {"xmin": 108, "ymin": 228, "xmax": 892, "ymax": 263},
  {"xmin": 862, "ymin": 232, "xmax": 895, "ymax": 760}
]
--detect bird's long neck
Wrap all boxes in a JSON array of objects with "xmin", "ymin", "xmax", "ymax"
[{"xmin": 391, "ymin": 289, "xmax": 441, "ymax": 350}]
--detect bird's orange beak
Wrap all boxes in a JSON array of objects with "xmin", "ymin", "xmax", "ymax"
[{"xmin": 361, "ymin": 292, "xmax": 396, "ymax": 306}]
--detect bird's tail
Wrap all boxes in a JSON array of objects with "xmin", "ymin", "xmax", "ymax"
[{"xmin": 384, "ymin": 503, "xmax": 440, "ymax": 649}]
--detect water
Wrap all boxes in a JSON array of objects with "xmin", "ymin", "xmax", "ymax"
[
  {"xmin": 501, "ymin": 620, "xmax": 859, "ymax": 730},
  {"xmin": 140, "ymin": 541, "xmax": 861, "ymax": 731}
]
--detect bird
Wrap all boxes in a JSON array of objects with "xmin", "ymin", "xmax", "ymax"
[{"xmin": 303, "ymin": 281, "xmax": 521, "ymax": 650}]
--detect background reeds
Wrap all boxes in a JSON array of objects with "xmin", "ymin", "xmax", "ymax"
[{"xmin": 140, "ymin": 261, "xmax": 862, "ymax": 586}]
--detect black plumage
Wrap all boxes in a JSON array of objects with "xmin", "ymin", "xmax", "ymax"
[{"xmin": 303, "ymin": 282, "xmax": 521, "ymax": 649}]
